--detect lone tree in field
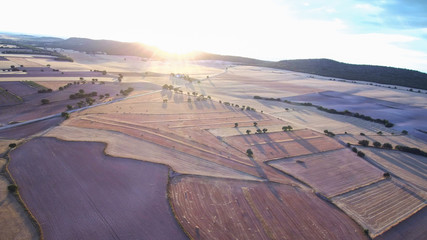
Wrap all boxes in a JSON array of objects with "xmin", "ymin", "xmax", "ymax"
[
  {"xmin": 41, "ymin": 99, "xmax": 50, "ymax": 105},
  {"xmin": 234, "ymin": 123, "xmax": 238, "ymax": 128},
  {"xmin": 246, "ymin": 149, "xmax": 253, "ymax": 157},
  {"xmin": 246, "ymin": 129, "xmax": 251, "ymax": 135},
  {"xmin": 253, "ymin": 122, "xmax": 258, "ymax": 127}
]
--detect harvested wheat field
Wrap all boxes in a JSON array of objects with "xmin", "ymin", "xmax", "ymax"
[
  {"xmin": 8, "ymin": 137, "xmax": 188, "ymax": 240},
  {"xmin": 45, "ymin": 126, "xmax": 259, "ymax": 181},
  {"xmin": 223, "ymin": 129, "xmax": 343, "ymax": 161},
  {"xmin": 359, "ymin": 147, "xmax": 427, "ymax": 191},
  {"xmin": 332, "ymin": 179, "xmax": 426, "ymax": 238},
  {"xmin": 0, "ymin": 158, "xmax": 38, "ymax": 240},
  {"xmin": 268, "ymin": 148, "xmax": 384, "ymax": 197},
  {"xmin": 170, "ymin": 175, "xmax": 367, "ymax": 240}
]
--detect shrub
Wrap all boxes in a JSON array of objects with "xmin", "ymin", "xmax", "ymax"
[
  {"xmin": 383, "ymin": 172, "xmax": 391, "ymax": 178},
  {"xmin": 357, "ymin": 151, "xmax": 365, "ymax": 158},
  {"xmin": 360, "ymin": 133, "xmax": 365, "ymax": 136},
  {"xmin": 9, "ymin": 143, "xmax": 17, "ymax": 148},
  {"xmin": 373, "ymin": 141, "xmax": 381, "ymax": 148},
  {"xmin": 66, "ymin": 105, "xmax": 73, "ymax": 110},
  {"xmin": 352, "ymin": 147, "xmax": 358, "ymax": 153},
  {"xmin": 401, "ymin": 130, "xmax": 408, "ymax": 135},
  {"xmin": 7, "ymin": 184, "xmax": 18, "ymax": 193},
  {"xmin": 61, "ymin": 112, "xmax": 69, "ymax": 119}
]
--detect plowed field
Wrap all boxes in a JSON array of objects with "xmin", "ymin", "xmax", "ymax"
[{"xmin": 8, "ymin": 137, "xmax": 188, "ymax": 240}]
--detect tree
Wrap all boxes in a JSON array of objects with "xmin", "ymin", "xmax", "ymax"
[
  {"xmin": 382, "ymin": 143, "xmax": 393, "ymax": 149},
  {"xmin": 246, "ymin": 129, "xmax": 251, "ymax": 135},
  {"xmin": 253, "ymin": 122, "xmax": 257, "ymax": 127},
  {"xmin": 262, "ymin": 128, "xmax": 268, "ymax": 133},
  {"xmin": 373, "ymin": 141, "xmax": 381, "ymax": 148},
  {"xmin": 401, "ymin": 130, "xmax": 408, "ymax": 135},
  {"xmin": 246, "ymin": 149, "xmax": 253, "ymax": 157},
  {"xmin": 66, "ymin": 105, "xmax": 73, "ymax": 110},
  {"xmin": 377, "ymin": 131, "xmax": 383, "ymax": 135},
  {"xmin": 234, "ymin": 123, "xmax": 238, "ymax": 128},
  {"xmin": 41, "ymin": 99, "xmax": 50, "ymax": 105},
  {"xmin": 352, "ymin": 147, "xmax": 358, "ymax": 153},
  {"xmin": 9, "ymin": 143, "xmax": 17, "ymax": 148},
  {"xmin": 357, "ymin": 151, "xmax": 365, "ymax": 158},
  {"xmin": 358, "ymin": 140, "xmax": 369, "ymax": 147}
]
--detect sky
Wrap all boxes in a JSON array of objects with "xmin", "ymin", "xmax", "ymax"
[{"xmin": 1, "ymin": 0, "xmax": 427, "ymax": 72}]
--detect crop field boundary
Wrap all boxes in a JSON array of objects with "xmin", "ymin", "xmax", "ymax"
[
  {"xmin": 75, "ymin": 115, "xmax": 256, "ymax": 168},
  {"xmin": 46, "ymin": 130, "xmax": 264, "ymax": 181},
  {"xmin": 4, "ymin": 147, "xmax": 43, "ymax": 240}
]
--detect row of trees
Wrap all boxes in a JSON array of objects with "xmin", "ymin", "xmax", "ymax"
[{"xmin": 255, "ymin": 95, "xmax": 395, "ymax": 128}]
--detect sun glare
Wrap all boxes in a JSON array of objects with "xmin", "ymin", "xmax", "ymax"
[{"xmin": 157, "ymin": 39, "xmax": 196, "ymax": 55}]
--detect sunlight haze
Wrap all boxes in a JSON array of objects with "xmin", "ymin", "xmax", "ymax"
[{"xmin": 2, "ymin": 0, "xmax": 426, "ymax": 72}]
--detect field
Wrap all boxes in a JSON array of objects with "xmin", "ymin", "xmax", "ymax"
[
  {"xmin": 268, "ymin": 149, "xmax": 384, "ymax": 197},
  {"xmin": 0, "ymin": 86, "xmax": 22, "ymax": 106},
  {"xmin": 170, "ymin": 175, "xmax": 366, "ymax": 240},
  {"xmin": 0, "ymin": 117, "xmax": 63, "ymax": 139},
  {"xmin": 0, "ymin": 81, "xmax": 39, "ymax": 96},
  {"xmin": 223, "ymin": 129, "xmax": 343, "ymax": 161},
  {"xmin": 332, "ymin": 179, "xmax": 426, "ymax": 238},
  {"xmin": 8, "ymin": 137, "xmax": 188, "ymax": 240},
  {"xmin": 45, "ymin": 126, "xmax": 260, "ymax": 181},
  {"xmin": 1, "ymin": 49, "xmax": 426, "ymax": 240},
  {"xmin": 359, "ymin": 147, "xmax": 427, "ymax": 191},
  {"xmin": 0, "ymin": 158, "xmax": 38, "ymax": 240}
]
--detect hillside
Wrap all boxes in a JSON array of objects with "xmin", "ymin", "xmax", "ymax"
[
  {"xmin": 4, "ymin": 35, "xmax": 426, "ymax": 90},
  {"xmin": 270, "ymin": 59, "xmax": 427, "ymax": 90}
]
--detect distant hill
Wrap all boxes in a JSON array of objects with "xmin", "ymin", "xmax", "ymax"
[
  {"xmin": 48, "ymin": 37, "xmax": 159, "ymax": 58},
  {"xmin": 3, "ymin": 35, "xmax": 426, "ymax": 90},
  {"xmin": 269, "ymin": 59, "xmax": 427, "ymax": 90}
]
